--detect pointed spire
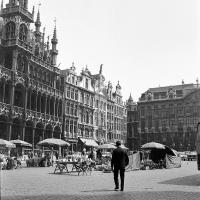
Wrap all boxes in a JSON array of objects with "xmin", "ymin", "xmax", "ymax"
[
  {"xmin": 1, "ymin": 0, "xmax": 3, "ymax": 10},
  {"xmin": 99, "ymin": 64, "xmax": 103, "ymax": 74},
  {"xmin": 35, "ymin": 9, "xmax": 41, "ymax": 27},
  {"xmin": 71, "ymin": 62, "xmax": 76, "ymax": 71},
  {"xmin": 32, "ymin": 5, "xmax": 35, "ymax": 18},
  {"xmin": 52, "ymin": 18, "xmax": 58, "ymax": 43}
]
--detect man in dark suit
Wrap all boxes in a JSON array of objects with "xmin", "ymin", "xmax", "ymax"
[{"xmin": 111, "ymin": 141, "xmax": 129, "ymax": 191}]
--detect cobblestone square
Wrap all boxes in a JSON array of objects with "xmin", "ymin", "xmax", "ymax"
[{"xmin": 1, "ymin": 161, "xmax": 200, "ymax": 200}]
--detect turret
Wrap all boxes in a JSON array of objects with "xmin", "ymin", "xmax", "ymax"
[
  {"xmin": 127, "ymin": 93, "xmax": 136, "ymax": 111},
  {"xmin": 51, "ymin": 21, "xmax": 58, "ymax": 66},
  {"xmin": 35, "ymin": 9, "xmax": 41, "ymax": 42}
]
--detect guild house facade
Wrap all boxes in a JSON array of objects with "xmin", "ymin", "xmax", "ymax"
[{"xmin": 127, "ymin": 81, "xmax": 200, "ymax": 152}]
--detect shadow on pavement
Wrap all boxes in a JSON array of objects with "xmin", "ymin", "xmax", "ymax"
[
  {"xmin": 159, "ymin": 174, "xmax": 200, "ymax": 186},
  {"xmin": 2, "ymin": 191, "xmax": 200, "ymax": 200},
  {"xmin": 81, "ymin": 189, "xmax": 115, "ymax": 192}
]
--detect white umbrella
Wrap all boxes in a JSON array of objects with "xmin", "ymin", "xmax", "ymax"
[
  {"xmin": 121, "ymin": 144, "xmax": 129, "ymax": 150},
  {"xmin": 98, "ymin": 143, "xmax": 116, "ymax": 150},
  {"xmin": 10, "ymin": 139, "xmax": 32, "ymax": 148},
  {"xmin": 141, "ymin": 142, "xmax": 165, "ymax": 149},
  {"xmin": 0, "ymin": 139, "xmax": 16, "ymax": 148},
  {"xmin": 37, "ymin": 138, "xmax": 70, "ymax": 147}
]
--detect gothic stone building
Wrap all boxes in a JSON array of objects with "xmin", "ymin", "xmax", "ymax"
[
  {"xmin": 0, "ymin": 1, "xmax": 64, "ymax": 149},
  {"xmin": 127, "ymin": 82, "xmax": 200, "ymax": 151}
]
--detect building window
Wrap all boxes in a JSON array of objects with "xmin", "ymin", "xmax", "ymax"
[
  {"xmin": 90, "ymin": 114, "xmax": 93, "ymax": 125},
  {"xmin": 5, "ymin": 22, "xmax": 16, "ymax": 39},
  {"xmin": 160, "ymin": 92, "xmax": 167, "ymax": 99},
  {"xmin": 67, "ymin": 87, "xmax": 70, "ymax": 98},
  {"xmin": 90, "ymin": 97, "xmax": 93, "ymax": 107},
  {"xmin": 72, "ymin": 76, "xmax": 75, "ymax": 84},
  {"xmin": 86, "ymin": 112, "xmax": 89, "ymax": 124},
  {"xmin": 66, "ymin": 103, "xmax": 70, "ymax": 114},
  {"xmin": 95, "ymin": 112, "xmax": 98, "ymax": 126},
  {"xmin": 71, "ymin": 89, "xmax": 74, "ymax": 99},
  {"xmin": 95, "ymin": 100, "xmax": 99, "ymax": 108},
  {"xmin": 75, "ymin": 90, "xmax": 78, "ymax": 100},
  {"xmin": 70, "ymin": 120, "xmax": 73, "ymax": 133},
  {"xmin": 86, "ymin": 95, "xmax": 89, "ymax": 105},
  {"xmin": 19, "ymin": 24, "xmax": 28, "ymax": 42},
  {"xmin": 86, "ymin": 78, "xmax": 89, "ymax": 89},
  {"xmin": 176, "ymin": 90, "xmax": 183, "ymax": 97}
]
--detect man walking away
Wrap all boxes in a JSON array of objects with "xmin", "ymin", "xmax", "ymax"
[{"xmin": 111, "ymin": 141, "xmax": 129, "ymax": 191}]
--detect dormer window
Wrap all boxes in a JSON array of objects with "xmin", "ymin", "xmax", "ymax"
[{"xmin": 72, "ymin": 76, "xmax": 75, "ymax": 84}]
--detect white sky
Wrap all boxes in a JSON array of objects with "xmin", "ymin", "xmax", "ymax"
[{"xmin": 10, "ymin": 0, "xmax": 200, "ymax": 101}]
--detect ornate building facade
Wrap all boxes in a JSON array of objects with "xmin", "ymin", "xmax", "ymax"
[
  {"xmin": 61, "ymin": 64, "xmax": 127, "ymax": 149},
  {"xmin": 0, "ymin": 1, "xmax": 63, "ymax": 149},
  {"xmin": 0, "ymin": 1, "xmax": 126, "ymax": 151},
  {"xmin": 127, "ymin": 81, "xmax": 200, "ymax": 151}
]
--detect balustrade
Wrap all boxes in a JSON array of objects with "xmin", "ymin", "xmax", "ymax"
[{"xmin": 1, "ymin": 6, "xmax": 33, "ymax": 22}]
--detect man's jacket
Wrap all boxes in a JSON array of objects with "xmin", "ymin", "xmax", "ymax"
[{"xmin": 111, "ymin": 147, "xmax": 129, "ymax": 169}]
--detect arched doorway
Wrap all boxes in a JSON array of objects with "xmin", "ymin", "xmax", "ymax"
[
  {"xmin": 45, "ymin": 124, "xmax": 53, "ymax": 139},
  {"xmin": 34, "ymin": 123, "xmax": 44, "ymax": 147},
  {"xmin": 53, "ymin": 126, "xmax": 61, "ymax": 139},
  {"xmin": 0, "ymin": 115, "xmax": 9, "ymax": 140},
  {"xmin": 11, "ymin": 117, "xmax": 22, "ymax": 140},
  {"xmin": 14, "ymin": 83, "xmax": 24, "ymax": 108},
  {"xmin": 24, "ymin": 120, "xmax": 34, "ymax": 145}
]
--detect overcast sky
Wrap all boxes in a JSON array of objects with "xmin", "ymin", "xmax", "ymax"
[{"xmin": 20, "ymin": 1, "xmax": 200, "ymax": 101}]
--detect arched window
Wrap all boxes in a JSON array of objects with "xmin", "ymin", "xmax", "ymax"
[
  {"xmin": 4, "ymin": 52, "xmax": 12, "ymax": 69},
  {"xmin": 5, "ymin": 22, "xmax": 15, "ymax": 39},
  {"xmin": 29, "ymin": 65, "xmax": 33, "ymax": 78},
  {"xmin": 17, "ymin": 55, "xmax": 27, "ymax": 73},
  {"xmin": 19, "ymin": 24, "xmax": 28, "ymax": 42},
  {"xmin": 34, "ymin": 45, "xmax": 39, "ymax": 57}
]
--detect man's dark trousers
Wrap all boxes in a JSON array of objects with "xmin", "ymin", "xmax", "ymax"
[{"xmin": 114, "ymin": 168, "xmax": 125, "ymax": 190}]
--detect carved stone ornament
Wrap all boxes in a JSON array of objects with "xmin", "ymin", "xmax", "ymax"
[
  {"xmin": 0, "ymin": 70, "xmax": 12, "ymax": 81},
  {"xmin": 26, "ymin": 113, "xmax": 34, "ymax": 121},
  {"xmin": 0, "ymin": 106, "xmax": 9, "ymax": 116},
  {"xmin": 168, "ymin": 88, "xmax": 175, "ymax": 99},
  {"xmin": 13, "ymin": 111, "xmax": 23, "ymax": 119},
  {"xmin": 146, "ymin": 90, "xmax": 153, "ymax": 101},
  {"xmin": 15, "ymin": 74, "xmax": 25, "ymax": 86}
]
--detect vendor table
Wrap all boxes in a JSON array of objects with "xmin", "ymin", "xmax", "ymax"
[{"xmin": 54, "ymin": 160, "xmax": 95, "ymax": 175}]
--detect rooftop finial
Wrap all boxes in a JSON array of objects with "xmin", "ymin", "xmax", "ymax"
[
  {"xmin": 196, "ymin": 78, "xmax": 199, "ymax": 87},
  {"xmin": 99, "ymin": 64, "xmax": 103, "ymax": 74},
  {"xmin": 47, "ymin": 35, "xmax": 50, "ymax": 50},
  {"xmin": 182, "ymin": 79, "xmax": 184, "ymax": 85}
]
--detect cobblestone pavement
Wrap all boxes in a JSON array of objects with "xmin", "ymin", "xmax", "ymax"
[{"xmin": 1, "ymin": 161, "xmax": 200, "ymax": 200}]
